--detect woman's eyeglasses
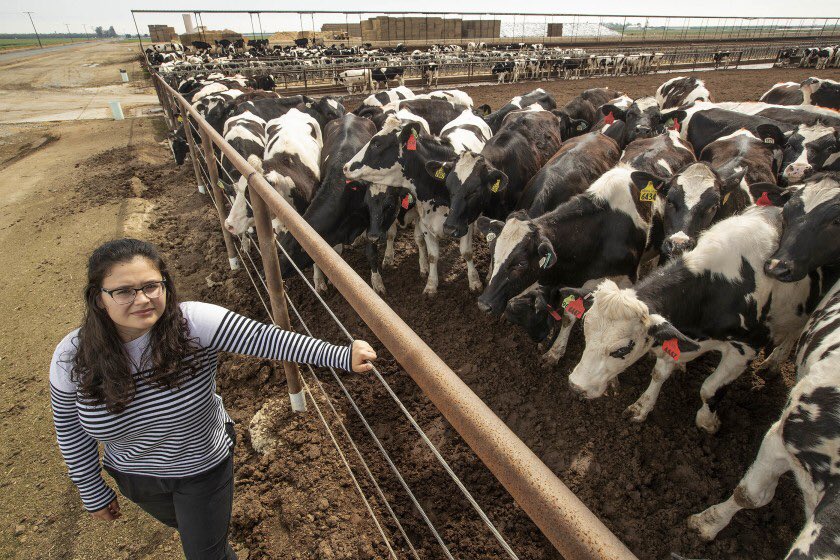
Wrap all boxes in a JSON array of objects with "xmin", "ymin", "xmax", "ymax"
[{"xmin": 101, "ymin": 281, "xmax": 166, "ymax": 305}]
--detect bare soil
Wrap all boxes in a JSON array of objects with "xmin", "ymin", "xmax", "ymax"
[{"xmin": 3, "ymin": 53, "xmax": 840, "ymax": 560}]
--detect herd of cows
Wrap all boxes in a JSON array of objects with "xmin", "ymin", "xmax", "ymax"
[{"xmin": 166, "ymin": 69, "xmax": 840, "ymax": 557}]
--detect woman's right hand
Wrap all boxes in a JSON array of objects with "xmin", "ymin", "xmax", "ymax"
[{"xmin": 91, "ymin": 497, "xmax": 121, "ymax": 521}]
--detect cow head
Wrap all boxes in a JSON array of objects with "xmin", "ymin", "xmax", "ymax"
[
  {"xmin": 660, "ymin": 163, "xmax": 722, "ymax": 258},
  {"xmin": 781, "ymin": 124, "xmax": 840, "ymax": 184},
  {"xmin": 475, "ymin": 212, "xmax": 552, "ymax": 315},
  {"xmin": 343, "ymin": 115, "xmax": 426, "ymax": 190},
  {"xmin": 170, "ymin": 125, "xmax": 189, "ymax": 165},
  {"xmin": 364, "ymin": 183, "xmax": 408, "ymax": 242},
  {"xmin": 551, "ymin": 108, "xmax": 591, "ymax": 139},
  {"xmin": 567, "ymin": 280, "xmax": 699, "ymax": 399},
  {"xmin": 504, "ymin": 285, "xmax": 559, "ymax": 343},
  {"xmin": 765, "ymin": 173, "xmax": 840, "ymax": 282},
  {"xmin": 601, "ymin": 99, "xmax": 685, "ymax": 144},
  {"xmin": 223, "ymin": 174, "xmax": 255, "ymax": 235},
  {"xmin": 441, "ymin": 151, "xmax": 509, "ymax": 239}
]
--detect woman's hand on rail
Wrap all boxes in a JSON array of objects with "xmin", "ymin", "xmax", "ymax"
[{"xmin": 351, "ymin": 340, "xmax": 377, "ymax": 373}]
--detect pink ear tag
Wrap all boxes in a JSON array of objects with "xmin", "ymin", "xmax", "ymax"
[
  {"xmin": 406, "ymin": 132, "xmax": 417, "ymax": 151},
  {"xmin": 756, "ymin": 192, "xmax": 772, "ymax": 206},
  {"xmin": 662, "ymin": 338, "xmax": 680, "ymax": 361},
  {"xmin": 604, "ymin": 112, "xmax": 615, "ymax": 124},
  {"xmin": 546, "ymin": 304, "xmax": 563, "ymax": 321}
]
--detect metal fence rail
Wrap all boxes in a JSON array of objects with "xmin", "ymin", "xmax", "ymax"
[{"xmin": 153, "ymin": 73, "xmax": 639, "ymax": 560}]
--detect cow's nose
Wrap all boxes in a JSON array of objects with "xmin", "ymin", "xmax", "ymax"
[
  {"xmin": 765, "ymin": 258, "xmax": 793, "ymax": 280},
  {"xmin": 785, "ymin": 163, "xmax": 813, "ymax": 180},
  {"xmin": 224, "ymin": 220, "xmax": 236, "ymax": 234},
  {"xmin": 366, "ymin": 231, "xmax": 381, "ymax": 242},
  {"xmin": 443, "ymin": 224, "xmax": 459, "ymax": 238},
  {"xmin": 568, "ymin": 380, "xmax": 587, "ymax": 397},
  {"xmin": 477, "ymin": 300, "xmax": 492, "ymax": 314}
]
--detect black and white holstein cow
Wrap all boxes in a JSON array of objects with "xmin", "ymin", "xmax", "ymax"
[
  {"xmin": 481, "ymin": 131, "xmax": 694, "ymax": 364},
  {"xmin": 243, "ymin": 109, "xmax": 323, "ymax": 234},
  {"xmin": 482, "ymin": 88, "xmax": 557, "ymax": 134},
  {"xmin": 759, "ymin": 81, "xmax": 804, "ymax": 105},
  {"xmin": 442, "ymin": 109, "xmax": 565, "ymax": 241},
  {"xmin": 600, "ymin": 96, "xmax": 683, "ymax": 145},
  {"xmin": 564, "ymin": 206, "xmax": 818, "ymax": 433},
  {"xmin": 658, "ymin": 125, "xmax": 786, "ymax": 258},
  {"xmin": 372, "ymin": 67, "xmax": 406, "ymax": 90},
  {"xmin": 655, "ymin": 76, "xmax": 712, "ymax": 109},
  {"xmin": 801, "ymin": 77, "xmax": 840, "ymax": 110},
  {"xmin": 220, "ymin": 110, "xmax": 267, "ymax": 237},
  {"xmin": 344, "ymin": 108, "xmax": 492, "ymax": 295},
  {"xmin": 689, "ymin": 173, "xmax": 840, "ymax": 559},
  {"xmin": 336, "ymin": 69, "xmax": 374, "ymax": 94},
  {"xmin": 278, "ymin": 114, "xmax": 377, "ymax": 293}
]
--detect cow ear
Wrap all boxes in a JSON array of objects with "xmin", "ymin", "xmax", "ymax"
[
  {"xmin": 537, "ymin": 235, "xmax": 557, "ymax": 269},
  {"xmin": 601, "ymin": 104, "xmax": 626, "ymax": 121},
  {"xmin": 571, "ymin": 119, "xmax": 590, "ymax": 134},
  {"xmin": 475, "ymin": 216, "xmax": 504, "ymax": 242},
  {"xmin": 555, "ymin": 287, "xmax": 594, "ymax": 319},
  {"xmin": 486, "ymin": 170, "xmax": 509, "ymax": 194},
  {"xmin": 425, "ymin": 160, "xmax": 454, "ymax": 182},
  {"xmin": 647, "ymin": 320, "xmax": 699, "ymax": 360},
  {"xmin": 756, "ymin": 124, "xmax": 786, "ymax": 147},
  {"xmin": 748, "ymin": 182, "xmax": 790, "ymax": 207},
  {"xmin": 476, "ymin": 104, "xmax": 492, "ymax": 116},
  {"xmin": 660, "ymin": 110, "xmax": 687, "ymax": 125},
  {"xmin": 630, "ymin": 171, "xmax": 668, "ymax": 193}
]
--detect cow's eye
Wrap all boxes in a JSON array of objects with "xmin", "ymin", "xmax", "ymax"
[{"xmin": 609, "ymin": 340, "xmax": 636, "ymax": 359}]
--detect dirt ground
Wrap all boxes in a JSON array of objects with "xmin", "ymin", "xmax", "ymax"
[{"xmin": 3, "ymin": 41, "xmax": 840, "ymax": 560}]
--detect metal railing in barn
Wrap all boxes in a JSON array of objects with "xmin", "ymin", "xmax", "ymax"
[{"xmin": 153, "ymin": 73, "xmax": 640, "ymax": 560}]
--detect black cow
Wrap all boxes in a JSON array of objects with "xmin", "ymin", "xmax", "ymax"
[
  {"xmin": 372, "ymin": 67, "xmax": 405, "ymax": 89},
  {"xmin": 656, "ymin": 76, "xmax": 711, "ymax": 109},
  {"xmin": 483, "ymin": 88, "xmax": 557, "ymax": 134},
  {"xmin": 600, "ymin": 97, "xmax": 681, "ymax": 145},
  {"xmin": 681, "ymin": 108, "xmax": 796, "ymax": 156},
  {"xmin": 278, "ymin": 114, "xmax": 377, "ymax": 292},
  {"xmin": 801, "ymin": 77, "xmax": 840, "ymax": 110},
  {"xmin": 759, "ymin": 81, "xmax": 803, "ymax": 105},
  {"xmin": 712, "ymin": 51, "xmax": 731, "ymax": 70}
]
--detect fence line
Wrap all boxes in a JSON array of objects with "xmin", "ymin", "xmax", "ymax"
[{"xmin": 155, "ymin": 73, "xmax": 639, "ymax": 559}]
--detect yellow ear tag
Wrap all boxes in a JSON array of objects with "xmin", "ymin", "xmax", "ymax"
[
  {"xmin": 177, "ymin": 115, "xmax": 183, "ymax": 123},
  {"xmin": 722, "ymin": 192, "xmax": 731, "ymax": 206},
  {"xmin": 639, "ymin": 181, "xmax": 657, "ymax": 202},
  {"xmin": 435, "ymin": 166, "xmax": 446, "ymax": 180},
  {"xmin": 491, "ymin": 179, "xmax": 501, "ymax": 193}
]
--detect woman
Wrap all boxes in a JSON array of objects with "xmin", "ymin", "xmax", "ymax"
[{"xmin": 50, "ymin": 238, "xmax": 377, "ymax": 559}]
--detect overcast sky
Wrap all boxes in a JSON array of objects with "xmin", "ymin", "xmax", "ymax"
[{"xmin": 1, "ymin": 0, "xmax": 837, "ymax": 35}]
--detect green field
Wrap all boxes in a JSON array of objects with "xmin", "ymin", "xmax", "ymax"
[{"xmin": 0, "ymin": 38, "xmax": 82, "ymax": 52}]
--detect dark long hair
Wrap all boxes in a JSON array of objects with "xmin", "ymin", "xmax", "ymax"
[{"xmin": 70, "ymin": 239, "xmax": 199, "ymax": 413}]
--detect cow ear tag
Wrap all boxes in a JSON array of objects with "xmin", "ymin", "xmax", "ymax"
[
  {"xmin": 756, "ymin": 192, "xmax": 772, "ymax": 206},
  {"xmin": 640, "ymin": 181, "xmax": 657, "ymax": 202},
  {"xmin": 722, "ymin": 192, "xmax": 731, "ymax": 206},
  {"xmin": 763, "ymin": 137, "xmax": 774, "ymax": 144},
  {"xmin": 406, "ymin": 129, "xmax": 417, "ymax": 151},
  {"xmin": 546, "ymin": 304, "xmax": 563, "ymax": 321},
  {"xmin": 486, "ymin": 232, "xmax": 497, "ymax": 243},
  {"xmin": 490, "ymin": 179, "xmax": 501, "ymax": 193},
  {"xmin": 401, "ymin": 193, "xmax": 413, "ymax": 209},
  {"xmin": 661, "ymin": 338, "xmax": 681, "ymax": 361},
  {"xmin": 576, "ymin": 122, "xmax": 586, "ymax": 131},
  {"xmin": 539, "ymin": 250, "xmax": 554, "ymax": 269},
  {"xmin": 561, "ymin": 295, "xmax": 586, "ymax": 319},
  {"xmin": 177, "ymin": 115, "xmax": 183, "ymax": 123},
  {"xmin": 435, "ymin": 166, "xmax": 446, "ymax": 180},
  {"xmin": 604, "ymin": 112, "xmax": 615, "ymax": 124},
  {"xmin": 672, "ymin": 119, "xmax": 680, "ymax": 132}
]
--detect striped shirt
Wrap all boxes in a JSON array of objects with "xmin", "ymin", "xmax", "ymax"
[{"xmin": 50, "ymin": 301, "xmax": 352, "ymax": 512}]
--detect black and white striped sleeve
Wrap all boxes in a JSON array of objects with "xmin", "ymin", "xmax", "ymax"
[
  {"xmin": 49, "ymin": 337, "xmax": 116, "ymax": 512},
  {"xmin": 183, "ymin": 301, "xmax": 353, "ymax": 371}
]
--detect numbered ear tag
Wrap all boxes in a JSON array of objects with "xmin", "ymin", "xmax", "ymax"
[
  {"xmin": 406, "ymin": 129, "xmax": 417, "ymax": 151},
  {"xmin": 661, "ymin": 338, "xmax": 681, "ymax": 361},
  {"xmin": 539, "ymin": 251, "xmax": 553, "ymax": 269},
  {"xmin": 177, "ymin": 115, "xmax": 183, "ymax": 123},
  {"xmin": 671, "ymin": 119, "xmax": 680, "ymax": 132},
  {"xmin": 435, "ymin": 166, "xmax": 446, "ymax": 180},
  {"xmin": 722, "ymin": 192, "xmax": 731, "ymax": 206},
  {"xmin": 561, "ymin": 295, "xmax": 585, "ymax": 319},
  {"xmin": 763, "ymin": 137, "xmax": 774, "ymax": 144},
  {"xmin": 546, "ymin": 304, "xmax": 563, "ymax": 321},
  {"xmin": 576, "ymin": 122, "xmax": 586, "ymax": 131},
  {"xmin": 756, "ymin": 192, "xmax": 772, "ymax": 206},
  {"xmin": 401, "ymin": 193, "xmax": 413, "ymax": 209},
  {"xmin": 604, "ymin": 112, "xmax": 615, "ymax": 124},
  {"xmin": 486, "ymin": 232, "xmax": 497, "ymax": 243},
  {"xmin": 490, "ymin": 179, "xmax": 501, "ymax": 193},
  {"xmin": 639, "ymin": 181, "xmax": 657, "ymax": 202}
]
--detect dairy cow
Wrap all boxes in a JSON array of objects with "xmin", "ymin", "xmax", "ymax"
[
  {"xmin": 600, "ymin": 96, "xmax": 683, "ymax": 145},
  {"xmin": 220, "ymin": 111, "xmax": 267, "ymax": 235},
  {"xmin": 372, "ymin": 67, "xmax": 406, "ymax": 89},
  {"xmin": 336, "ymin": 69, "xmax": 374, "ymax": 94},
  {"xmin": 656, "ymin": 76, "xmax": 711, "ymax": 109},
  {"xmin": 759, "ymin": 81, "xmax": 804, "ymax": 105},
  {"xmin": 441, "ymin": 109, "xmax": 564, "ymax": 239},
  {"xmin": 801, "ymin": 77, "xmax": 840, "ymax": 110},
  {"xmin": 482, "ymin": 88, "xmax": 557, "ymax": 133},
  {"xmin": 564, "ymin": 206, "xmax": 818, "ymax": 433}
]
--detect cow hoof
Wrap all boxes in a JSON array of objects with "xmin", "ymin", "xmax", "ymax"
[
  {"xmin": 315, "ymin": 281, "xmax": 328, "ymax": 295},
  {"xmin": 624, "ymin": 401, "xmax": 650, "ymax": 422},
  {"xmin": 371, "ymin": 272, "xmax": 386, "ymax": 295},
  {"xmin": 540, "ymin": 352, "xmax": 560, "ymax": 368},
  {"xmin": 687, "ymin": 510, "xmax": 721, "ymax": 541},
  {"xmin": 381, "ymin": 255, "xmax": 394, "ymax": 268},
  {"xmin": 422, "ymin": 286, "xmax": 437, "ymax": 297},
  {"xmin": 695, "ymin": 408, "xmax": 721, "ymax": 434}
]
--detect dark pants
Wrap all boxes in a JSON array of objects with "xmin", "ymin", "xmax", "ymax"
[{"xmin": 105, "ymin": 423, "xmax": 237, "ymax": 560}]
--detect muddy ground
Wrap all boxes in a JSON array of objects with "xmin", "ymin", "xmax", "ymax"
[{"xmin": 3, "ymin": 58, "xmax": 839, "ymax": 560}]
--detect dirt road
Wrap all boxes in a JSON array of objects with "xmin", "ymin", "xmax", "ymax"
[
  {"xmin": 0, "ymin": 41, "xmax": 159, "ymax": 123},
  {"xmin": 0, "ymin": 42, "xmax": 185, "ymax": 560}
]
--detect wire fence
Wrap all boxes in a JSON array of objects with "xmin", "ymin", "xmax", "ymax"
[{"xmin": 154, "ymin": 72, "xmax": 639, "ymax": 559}]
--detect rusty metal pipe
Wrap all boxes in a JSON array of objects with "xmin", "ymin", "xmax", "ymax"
[
  {"xmin": 157, "ymin": 76, "xmax": 637, "ymax": 560},
  {"xmin": 248, "ymin": 184, "xmax": 306, "ymax": 411}
]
